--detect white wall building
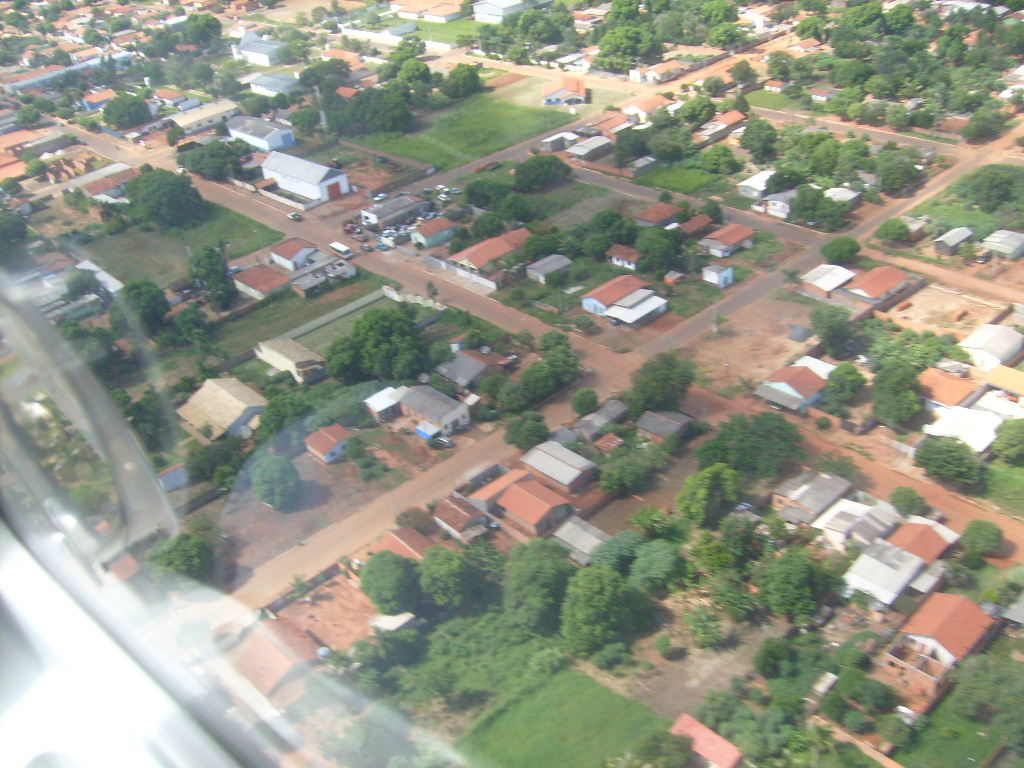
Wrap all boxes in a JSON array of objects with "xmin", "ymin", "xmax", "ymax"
[
  {"xmin": 227, "ymin": 115, "xmax": 295, "ymax": 151},
  {"xmin": 261, "ymin": 151, "xmax": 350, "ymax": 202}
]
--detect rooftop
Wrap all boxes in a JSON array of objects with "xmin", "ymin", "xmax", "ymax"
[
  {"xmin": 175, "ymin": 377, "xmax": 267, "ymax": 439},
  {"xmin": 521, "ymin": 441, "xmax": 597, "ymax": 487},
  {"xmin": 845, "ymin": 265, "xmax": 908, "ymax": 299},
  {"xmin": 900, "ymin": 593, "xmax": 996, "ymax": 660},
  {"xmin": 234, "ymin": 264, "xmax": 291, "ymax": 295},
  {"xmin": 450, "ymin": 228, "xmax": 530, "ymax": 270},
  {"xmin": 497, "ymin": 478, "xmax": 572, "ymax": 526},
  {"xmin": 305, "ymin": 423, "xmax": 351, "ymax": 455},
  {"xmin": 922, "ymin": 406, "xmax": 1002, "ymax": 454},
  {"xmin": 634, "ymin": 201, "xmax": 683, "ymax": 224},
  {"xmin": 272, "ymin": 238, "xmax": 317, "ymax": 260},
  {"xmin": 256, "ymin": 338, "xmax": 323, "ymax": 365},
  {"xmin": 774, "ymin": 469, "xmax": 852, "ymax": 516},
  {"xmin": 414, "ymin": 216, "xmax": 456, "ymax": 238},
  {"xmin": 917, "ymin": 367, "xmax": 977, "ymax": 407},
  {"xmin": 262, "ymin": 151, "xmax": 345, "ymax": 185},
  {"xmin": 552, "ymin": 515, "xmax": 612, "ymax": 565},
  {"xmin": 228, "ymin": 115, "xmax": 290, "ymax": 140},
  {"xmin": 801, "ymin": 263, "xmax": 855, "ymax": 293},
  {"xmin": 886, "ymin": 517, "xmax": 959, "ymax": 563},
  {"xmin": 766, "ymin": 365, "xmax": 826, "ymax": 399},
  {"xmin": 707, "ymin": 222, "xmax": 756, "ymax": 247},
  {"xmin": 583, "ymin": 274, "xmax": 650, "ymax": 307},
  {"xmin": 471, "ymin": 468, "xmax": 533, "ymax": 503},
  {"xmin": 670, "ymin": 714, "xmax": 742, "ymax": 768},
  {"xmin": 605, "ymin": 243, "xmax": 642, "ymax": 264}
]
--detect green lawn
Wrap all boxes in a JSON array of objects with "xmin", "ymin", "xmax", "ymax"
[
  {"xmin": 526, "ymin": 180, "xmax": 609, "ymax": 218},
  {"xmin": 81, "ymin": 204, "xmax": 282, "ymax": 287},
  {"xmin": 981, "ymin": 460, "xmax": 1024, "ymax": 515},
  {"xmin": 664, "ymin": 280, "xmax": 722, "ymax": 317},
  {"xmin": 294, "ymin": 294, "xmax": 392, "ymax": 354},
  {"xmin": 911, "ymin": 197, "xmax": 1000, "ymax": 239},
  {"xmin": 213, "ymin": 276, "xmax": 383, "ymax": 357},
  {"xmin": 896, "ymin": 688, "xmax": 1004, "ymax": 768},
  {"xmin": 412, "ymin": 17, "xmax": 481, "ymax": 44},
  {"xmin": 355, "ymin": 93, "xmax": 573, "ymax": 171},
  {"xmin": 943, "ymin": 563, "xmax": 1024, "ymax": 604},
  {"xmin": 460, "ymin": 670, "xmax": 668, "ymax": 768},
  {"xmin": 739, "ymin": 232, "xmax": 784, "ymax": 267},
  {"xmin": 637, "ymin": 165, "xmax": 718, "ymax": 194},
  {"xmin": 747, "ymin": 90, "xmax": 798, "ymax": 110}
]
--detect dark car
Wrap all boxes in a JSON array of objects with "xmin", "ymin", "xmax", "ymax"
[
  {"xmin": 362, "ymin": 244, "xmax": 374, "ymax": 252},
  {"xmin": 287, "ymin": 212, "xmax": 303, "ymax": 221},
  {"xmin": 975, "ymin": 253, "xmax": 992, "ymax": 264},
  {"xmin": 376, "ymin": 243, "xmax": 390, "ymax": 251}
]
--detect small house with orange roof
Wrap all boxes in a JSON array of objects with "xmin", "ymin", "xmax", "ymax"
[
  {"xmin": 886, "ymin": 516, "xmax": 960, "ymax": 564},
  {"xmin": 917, "ymin": 367, "xmax": 979, "ymax": 413},
  {"xmin": 581, "ymin": 274, "xmax": 668, "ymax": 325},
  {"xmin": 540, "ymin": 76, "xmax": 587, "ymax": 107},
  {"xmin": 629, "ymin": 58, "xmax": 686, "ymax": 85},
  {"xmin": 81, "ymin": 87, "xmax": 116, "ymax": 111},
  {"xmin": 623, "ymin": 94, "xmax": 673, "ymax": 123},
  {"xmin": 494, "ymin": 476, "xmax": 576, "ymax": 536},
  {"xmin": 881, "ymin": 593, "xmax": 998, "ymax": 698},
  {"xmin": 605, "ymin": 243, "xmax": 642, "ymax": 271},
  {"xmin": 755, "ymin": 355, "xmax": 835, "ymax": 412},
  {"xmin": 670, "ymin": 714, "xmax": 743, "ymax": 768},
  {"xmin": 448, "ymin": 228, "xmax": 530, "ymax": 274},
  {"xmin": 839, "ymin": 265, "xmax": 910, "ymax": 305},
  {"xmin": 634, "ymin": 201, "xmax": 683, "ymax": 228},
  {"xmin": 700, "ymin": 223, "xmax": 756, "ymax": 258},
  {"xmin": 371, "ymin": 527, "xmax": 435, "ymax": 561},
  {"xmin": 305, "ymin": 423, "xmax": 351, "ymax": 464}
]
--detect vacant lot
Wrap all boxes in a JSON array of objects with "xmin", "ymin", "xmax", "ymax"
[
  {"xmin": 885, "ymin": 283, "xmax": 1004, "ymax": 336},
  {"xmin": 81, "ymin": 204, "xmax": 282, "ymax": 287},
  {"xmin": 678, "ymin": 293, "xmax": 816, "ymax": 390},
  {"xmin": 747, "ymin": 90, "xmax": 798, "ymax": 110},
  {"xmin": 488, "ymin": 74, "xmax": 628, "ymax": 117},
  {"xmin": 415, "ymin": 17, "xmax": 481, "ymax": 44},
  {"xmin": 896, "ymin": 688, "xmax": 1003, "ymax": 768},
  {"xmin": 460, "ymin": 670, "xmax": 668, "ymax": 768},
  {"xmin": 637, "ymin": 165, "xmax": 718, "ymax": 194},
  {"xmin": 548, "ymin": 189, "xmax": 648, "ymax": 229},
  {"xmin": 983, "ymin": 460, "xmax": 1024, "ymax": 515},
  {"xmin": 355, "ymin": 93, "xmax": 573, "ymax": 171}
]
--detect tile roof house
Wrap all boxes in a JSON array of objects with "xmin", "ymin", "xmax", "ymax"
[
  {"xmin": 680, "ymin": 213, "xmax": 714, "ymax": 237},
  {"xmin": 255, "ymin": 338, "xmax": 325, "ymax": 384},
  {"xmin": 917, "ymin": 367, "xmax": 978, "ymax": 412},
  {"xmin": 799, "ymin": 263, "xmax": 855, "ymax": 299},
  {"xmin": 305, "ymin": 423, "xmax": 351, "ymax": 464},
  {"xmin": 81, "ymin": 87, "xmax": 116, "ymax": 111},
  {"xmin": 839, "ymin": 265, "xmax": 909, "ymax": 304},
  {"xmin": 756, "ymin": 357, "xmax": 835, "ymax": 412},
  {"xmin": 623, "ymin": 94, "xmax": 673, "ymax": 123},
  {"xmin": 606, "ymin": 243, "xmax": 642, "ymax": 271},
  {"xmin": 636, "ymin": 410, "xmax": 694, "ymax": 443},
  {"xmin": 580, "ymin": 275, "xmax": 668, "ymax": 325},
  {"xmin": 229, "ymin": 618, "xmax": 320, "ymax": 708},
  {"xmin": 470, "ymin": 468, "xmax": 533, "ymax": 509},
  {"xmin": 842, "ymin": 539, "xmax": 927, "ymax": 608},
  {"xmin": 700, "ymin": 223, "xmax": 756, "ymax": 258},
  {"xmin": 670, "ymin": 714, "xmax": 743, "ymax": 768},
  {"xmin": 886, "ymin": 516, "xmax": 960, "ymax": 564},
  {"xmin": 233, "ymin": 265, "xmax": 291, "ymax": 300},
  {"xmin": 958, "ymin": 324, "xmax": 1024, "ymax": 371},
  {"xmin": 771, "ymin": 470, "xmax": 852, "ymax": 526},
  {"xmin": 540, "ymin": 76, "xmax": 587, "ymax": 106},
  {"xmin": 629, "ymin": 59, "xmax": 686, "ymax": 85},
  {"xmin": 270, "ymin": 238, "xmax": 319, "ymax": 271},
  {"xmin": 176, "ymin": 377, "xmax": 267, "ymax": 440},
  {"xmin": 371, "ymin": 527, "xmax": 435, "ymax": 561},
  {"xmin": 495, "ymin": 477, "xmax": 575, "ymax": 536},
  {"xmin": 634, "ymin": 202, "xmax": 683, "ymax": 228},
  {"xmin": 431, "ymin": 497, "xmax": 490, "ymax": 542},
  {"xmin": 411, "ymin": 216, "xmax": 458, "ymax": 248},
  {"xmin": 552, "ymin": 515, "xmax": 612, "ymax": 565},
  {"xmin": 449, "ymin": 228, "xmax": 530, "ymax": 272},
  {"xmin": 520, "ymin": 441, "xmax": 598, "ymax": 493},
  {"xmin": 881, "ymin": 593, "xmax": 997, "ymax": 698}
]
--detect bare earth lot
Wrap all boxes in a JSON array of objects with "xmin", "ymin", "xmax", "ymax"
[
  {"xmin": 678, "ymin": 295, "xmax": 816, "ymax": 390},
  {"xmin": 885, "ymin": 283, "xmax": 1005, "ymax": 336}
]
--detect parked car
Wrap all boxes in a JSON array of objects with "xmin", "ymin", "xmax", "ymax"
[
  {"xmin": 430, "ymin": 436, "xmax": 454, "ymax": 449},
  {"xmin": 228, "ymin": 265, "xmax": 243, "ymax": 275},
  {"xmin": 376, "ymin": 243, "xmax": 390, "ymax": 251},
  {"xmin": 975, "ymin": 253, "xmax": 992, "ymax": 264},
  {"xmin": 287, "ymin": 212, "xmax": 303, "ymax": 221},
  {"xmin": 176, "ymin": 166, "xmax": 187, "ymax": 174},
  {"xmin": 343, "ymin": 223, "xmax": 356, "ymax": 233},
  {"xmin": 362, "ymin": 243, "xmax": 374, "ymax": 252},
  {"xmin": 373, "ymin": 193, "xmax": 388, "ymax": 202},
  {"xmin": 449, "ymin": 187, "xmax": 461, "ymax": 195}
]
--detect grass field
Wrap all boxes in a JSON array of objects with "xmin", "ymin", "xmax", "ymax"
[
  {"xmin": 747, "ymin": 90, "xmax": 798, "ymax": 110},
  {"xmin": 488, "ymin": 75, "xmax": 628, "ymax": 116},
  {"xmin": 414, "ymin": 17, "xmax": 481, "ymax": 44},
  {"xmin": 82, "ymin": 204, "xmax": 282, "ymax": 287},
  {"xmin": 739, "ymin": 232, "xmax": 784, "ymax": 267},
  {"xmin": 460, "ymin": 671, "xmax": 668, "ymax": 768},
  {"xmin": 638, "ymin": 165, "xmax": 718, "ymax": 194},
  {"xmin": 526, "ymin": 180, "xmax": 609, "ymax": 218},
  {"xmin": 294, "ymin": 294, "xmax": 392, "ymax": 354},
  {"xmin": 896, "ymin": 689, "xmax": 1003, "ymax": 768},
  {"xmin": 982, "ymin": 460, "xmax": 1024, "ymax": 515},
  {"xmin": 355, "ymin": 93, "xmax": 573, "ymax": 171},
  {"xmin": 665, "ymin": 280, "xmax": 722, "ymax": 317},
  {"xmin": 548, "ymin": 190, "xmax": 648, "ymax": 229},
  {"xmin": 944, "ymin": 562, "xmax": 1024, "ymax": 604},
  {"xmin": 911, "ymin": 196, "xmax": 1001, "ymax": 239}
]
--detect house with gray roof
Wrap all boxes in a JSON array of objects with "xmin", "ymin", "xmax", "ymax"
[
  {"xmin": 572, "ymin": 399, "xmax": 628, "ymax": 441},
  {"xmin": 636, "ymin": 410, "xmax": 693, "ymax": 443},
  {"xmin": 527, "ymin": 253, "xmax": 574, "ymax": 284},
  {"xmin": 933, "ymin": 226, "xmax": 973, "ymax": 257},
  {"xmin": 360, "ymin": 194, "xmax": 431, "ymax": 227},
  {"xmin": 843, "ymin": 539, "xmax": 927, "ymax": 608},
  {"xmin": 435, "ymin": 349, "xmax": 508, "ymax": 389},
  {"xmin": 982, "ymin": 229, "xmax": 1024, "ymax": 260},
  {"xmin": 553, "ymin": 515, "xmax": 612, "ymax": 565},
  {"xmin": 771, "ymin": 470, "xmax": 853, "ymax": 526},
  {"xmin": 232, "ymin": 32, "xmax": 288, "ymax": 66},
  {"xmin": 520, "ymin": 440, "xmax": 598, "ymax": 493},
  {"xmin": 227, "ymin": 115, "xmax": 295, "ymax": 151},
  {"xmin": 250, "ymin": 73, "xmax": 304, "ymax": 98},
  {"xmin": 261, "ymin": 151, "xmax": 350, "ymax": 202},
  {"xmin": 958, "ymin": 324, "xmax": 1024, "ymax": 371},
  {"xmin": 399, "ymin": 385, "xmax": 470, "ymax": 438},
  {"xmin": 1004, "ymin": 591, "xmax": 1024, "ymax": 627}
]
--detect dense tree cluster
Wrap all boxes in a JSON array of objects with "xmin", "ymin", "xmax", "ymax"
[
  {"xmin": 325, "ymin": 306, "xmax": 428, "ymax": 383},
  {"xmin": 124, "ymin": 169, "xmax": 207, "ymax": 229},
  {"xmin": 697, "ymin": 413, "xmax": 804, "ymax": 478}
]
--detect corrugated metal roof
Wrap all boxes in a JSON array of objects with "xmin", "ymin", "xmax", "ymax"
[{"xmin": 262, "ymin": 151, "xmax": 344, "ymax": 185}]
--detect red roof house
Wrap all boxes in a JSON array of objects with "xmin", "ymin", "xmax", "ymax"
[
  {"xmin": 670, "ymin": 714, "xmax": 743, "ymax": 768},
  {"xmin": 305, "ymin": 423, "xmax": 352, "ymax": 464}
]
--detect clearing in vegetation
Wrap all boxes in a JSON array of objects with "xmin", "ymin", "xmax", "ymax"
[
  {"xmin": 460, "ymin": 669, "xmax": 668, "ymax": 768},
  {"xmin": 355, "ymin": 93, "xmax": 573, "ymax": 171},
  {"xmin": 80, "ymin": 204, "xmax": 282, "ymax": 287},
  {"xmin": 637, "ymin": 165, "xmax": 718, "ymax": 195}
]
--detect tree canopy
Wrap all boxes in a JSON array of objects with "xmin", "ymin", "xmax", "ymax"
[
  {"xmin": 109, "ymin": 279, "xmax": 170, "ymax": 337},
  {"xmin": 809, "ymin": 304, "xmax": 854, "ymax": 358},
  {"xmin": 560, "ymin": 564, "xmax": 627, "ymax": 655},
  {"xmin": 360, "ymin": 550, "xmax": 421, "ymax": 614},
  {"xmin": 325, "ymin": 306, "xmax": 428, "ymax": 383},
  {"xmin": 418, "ymin": 547, "xmax": 474, "ymax": 608},
  {"xmin": 103, "ymin": 94, "xmax": 151, "ymax": 130},
  {"xmin": 626, "ymin": 352, "xmax": 695, "ymax": 419},
  {"xmin": 697, "ymin": 413, "xmax": 804, "ymax": 478},
  {"xmin": 250, "ymin": 453, "xmax": 300, "ymax": 509},
  {"xmin": 513, "ymin": 155, "xmax": 571, "ymax": 192},
  {"xmin": 961, "ymin": 519, "xmax": 1002, "ymax": 556},
  {"xmin": 871, "ymin": 360, "xmax": 922, "ymax": 426},
  {"xmin": 913, "ymin": 436, "xmax": 984, "ymax": 487},
  {"xmin": 503, "ymin": 539, "xmax": 574, "ymax": 635},
  {"xmin": 993, "ymin": 419, "xmax": 1024, "ymax": 466},
  {"xmin": 504, "ymin": 411, "xmax": 549, "ymax": 450},
  {"xmin": 758, "ymin": 549, "xmax": 823, "ymax": 620},
  {"xmin": 676, "ymin": 463, "xmax": 740, "ymax": 529},
  {"xmin": 124, "ymin": 168, "xmax": 206, "ymax": 229},
  {"xmin": 189, "ymin": 245, "xmax": 238, "ymax": 311}
]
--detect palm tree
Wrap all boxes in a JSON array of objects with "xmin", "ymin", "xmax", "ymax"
[{"xmin": 629, "ymin": 506, "xmax": 668, "ymax": 539}]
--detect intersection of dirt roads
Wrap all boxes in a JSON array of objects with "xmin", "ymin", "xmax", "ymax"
[{"xmin": 58, "ymin": 48, "xmax": 1024, "ymax": 619}]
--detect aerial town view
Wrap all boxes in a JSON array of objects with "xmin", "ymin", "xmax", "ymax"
[{"xmin": 6, "ymin": 0, "xmax": 1024, "ymax": 764}]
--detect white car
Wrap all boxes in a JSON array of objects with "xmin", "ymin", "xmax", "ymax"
[
  {"xmin": 435, "ymin": 184, "xmax": 447, "ymax": 191},
  {"xmin": 373, "ymin": 193, "xmax": 388, "ymax": 201}
]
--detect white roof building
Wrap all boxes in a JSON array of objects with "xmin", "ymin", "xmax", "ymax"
[
  {"xmin": 982, "ymin": 229, "xmax": 1024, "ymax": 260},
  {"xmin": 170, "ymin": 99, "xmax": 240, "ymax": 134},
  {"xmin": 843, "ymin": 539, "xmax": 926, "ymax": 607},
  {"xmin": 603, "ymin": 288, "xmax": 669, "ymax": 325},
  {"xmin": 922, "ymin": 406, "xmax": 1003, "ymax": 454},
  {"xmin": 801, "ymin": 264, "xmax": 856, "ymax": 293},
  {"xmin": 813, "ymin": 498, "xmax": 902, "ymax": 552},
  {"xmin": 958, "ymin": 324, "xmax": 1024, "ymax": 371},
  {"xmin": 261, "ymin": 151, "xmax": 350, "ymax": 203},
  {"xmin": 792, "ymin": 355, "xmax": 837, "ymax": 380},
  {"xmin": 737, "ymin": 168, "xmax": 777, "ymax": 199}
]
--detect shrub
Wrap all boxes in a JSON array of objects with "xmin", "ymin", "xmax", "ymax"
[
  {"xmin": 820, "ymin": 688, "xmax": 849, "ymax": 722},
  {"xmin": 528, "ymin": 647, "xmax": 568, "ymax": 675},
  {"xmin": 655, "ymin": 633, "xmax": 673, "ymax": 658},
  {"xmin": 816, "ymin": 416, "xmax": 831, "ymax": 430},
  {"xmin": 843, "ymin": 710, "xmax": 873, "ymax": 734},
  {"xmin": 590, "ymin": 642, "xmax": 632, "ymax": 670}
]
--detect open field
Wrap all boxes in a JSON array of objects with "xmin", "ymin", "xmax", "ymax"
[
  {"xmin": 415, "ymin": 17, "xmax": 481, "ymax": 44},
  {"xmin": 637, "ymin": 165, "xmax": 718, "ymax": 195},
  {"xmin": 214, "ymin": 276, "xmax": 385, "ymax": 357},
  {"xmin": 487, "ymin": 74, "xmax": 629, "ymax": 116},
  {"xmin": 747, "ymin": 90, "xmax": 797, "ymax": 110},
  {"xmin": 460, "ymin": 670, "xmax": 668, "ymax": 768},
  {"xmin": 525, "ymin": 179, "xmax": 609, "ymax": 218},
  {"xmin": 738, "ymin": 232, "xmax": 784, "ymax": 268},
  {"xmin": 884, "ymin": 283, "xmax": 1004, "ymax": 336},
  {"xmin": 355, "ymin": 93, "xmax": 573, "ymax": 170},
  {"xmin": 547, "ymin": 189, "xmax": 648, "ymax": 229},
  {"xmin": 896, "ymin": 688, "xmax": 1004, "ymax": 768},
  {"xmin": 80, "ymin": 204, "xmax": 283, "ymax": 287}
]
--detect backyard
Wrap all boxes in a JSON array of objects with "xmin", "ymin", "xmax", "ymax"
[
  {"xmin": 637, "ymin": 165, "xmax": 718, "ymax": 195},
  {"xmin": 79, "ymin": 204, "xmax": 282, "ymax": 287},
  {"xmin": 896, "ymin": 689, "xmax": 1004, "ymax": 768},
  {"xmin": 355, "ymin": 92, "xmax": 573, "ymax": 171},
  {"xmin": 460, "ymin": 670, "xmax": 668, "ymax": 768}
]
